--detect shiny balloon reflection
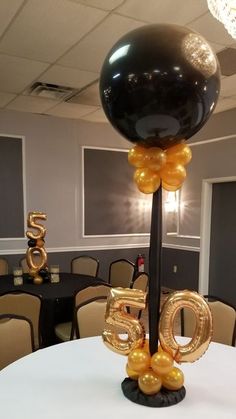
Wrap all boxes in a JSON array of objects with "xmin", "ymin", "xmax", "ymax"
[{"xmin": 100, "ymin": 24, "xmax": 220, "ymax": 148}]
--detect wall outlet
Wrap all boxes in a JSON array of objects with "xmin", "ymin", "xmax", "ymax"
[{"xmin": 173, "ymin": 265, "xmax": 178, "ymax": 273}]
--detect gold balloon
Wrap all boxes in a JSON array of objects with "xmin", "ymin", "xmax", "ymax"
[
  {"xmin": 151, "ymin": 351, "xmax": 173, "ymax": 375},
  {"xmin": 29, "ymin": 268, "xmax": 37, "ymax": 277},
  {"xmin": 138, "ymin": 370, "xmax": 162, "ymax": 395},
  {"xmin": 128, "ymin": 349, "xmax": 150, "ymax": 373},
  {"xmin": 160, "ymin": 163, "xmax": 186, "ymax": 186},
  {"xmin": 146, "ymin": 147, "xmax": 166, "ymax": 171},
  {"xmin": 26, "ymin": 247, "xmax": 47, "ymax": 272},
  {"xmin": 102, "ymin": 288, "xmax": 146, "ymax": 355},
  {"xmin": 162, "ymin": 367, "xmax": 184, "ymax": 391},
  {"xmin": 33, "ymin": 275, "xmax": 43, "ymax": 285},
  {"xmin": 162, "ymin": 181, "xmax": 183, "ymax": 191},
  {"xmin": 159, "ymin": 290, "xmax": 213, "ymax": 363},
  {"xmin": 126, "ymin": 364, "xmax": 139, "ymax": 380},
  {"xmin": 36, "ymin": 238, "xmax": 45, "ymax": 248},
  {"xmin": 166, "ymin": 143, "xmax": 192, "ymax": 166},
  {"xmin": 26, "ymin": 212, "xmax": 47, "ymax": 240},
  {"xmin": 128, "ymin": 146, "xmax": 149, "ymax": 168},
  {"xmin": 134, "ymin": 168, "xmax": 161, "ymax": 194}
]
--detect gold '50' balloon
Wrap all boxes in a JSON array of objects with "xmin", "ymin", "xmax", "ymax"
[
  {"xmin": 26, "ymin": 211, "xmax": 47, "ymax": 283},
  {"xmin": 102, "ymin": 287, "xmax": 146, "ymax": 355},
  {"xmin": 159, "ymin": 290, "xmax": 213, "ymax": 363}
]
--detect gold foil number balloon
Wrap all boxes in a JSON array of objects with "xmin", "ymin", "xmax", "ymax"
[
  {"xmin": 26, "ymin": 212, "xmax": 47, "ymax": 283},
  {"xmin": 27, "ymin": 212, "xmax": 46, "ymax": 240},
  {"xmin": 26, "ymin": 246, "xmax": 47, "ymax": 272},
  {"xmin": 159, "ymin": 290, "xmax": 213, "ymax": 363},
  {"xmin": 102, "ymin": 287, "xmax": 146, "ymax": 355}
]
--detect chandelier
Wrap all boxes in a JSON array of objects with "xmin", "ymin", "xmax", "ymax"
[{"xmin": 207, "ymin": 0, "xmax": 236, "ymax": 39}]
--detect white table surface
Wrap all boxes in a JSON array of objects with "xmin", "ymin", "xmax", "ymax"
[{"xmin": 0, "ymin": 336, "xmax": 235, "ymax": 419}]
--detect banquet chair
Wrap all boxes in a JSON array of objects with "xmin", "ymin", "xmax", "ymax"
[
  {"xmin": 108, "ymin": 259, "xmax": 135, "ymax": 288},
  {"xmin": 0, "ymin": 314, "xmax": 34, "ymax": 370},
  {"xmin": 0, "ymin": 291, "xmax": 42, "ymax": 349},
  {"xmin": 181, "ymin": 295, "xmax": 236, "ymax": 346},
  {"xmin": 131, "ymin": 272, "xmax": 149, "ymax": 292},
  {"xmin": 54, "ymin": 284, "xmax": 111, "ymax": 342},
  {"xmin": 71, "ymin": 256, "xmax": 99, "ymax": 277},
  {"xmin": 129, "ymin": 273, "xmax": 149, "ymax": 319},
  {"xmin": 0, "ymin": 258, "xmax": 9, "ymax": 275},
  {"xmin": 75, "ymin": 296, "xmax": 107, "ymax": 339}
]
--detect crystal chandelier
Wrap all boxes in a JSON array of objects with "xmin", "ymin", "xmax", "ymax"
[{"xmin": 207, "ymin": 0, "xmax": 236, "ymax": 39}]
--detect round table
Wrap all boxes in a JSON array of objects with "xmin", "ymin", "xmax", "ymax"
[
  {"xmin": 0, "ymin": 337, "xmax": 235, "ymax": 419},
  {"xmin": 0, "ymin": 273, "xmax": 106, "ymax": 346}
]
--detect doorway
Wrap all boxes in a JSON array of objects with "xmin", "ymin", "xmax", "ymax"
[{"xmin": 199, "ymin": 177, "xmax": 236, "ymax": 306}]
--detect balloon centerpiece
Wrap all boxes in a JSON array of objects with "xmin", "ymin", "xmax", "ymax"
[
  {"xmin": 100, "ymin": 24, "xmax": 220, "ymax": 407},
  {"xmin": 26, "ymin": 211, "xmax": 49, "ymax": 285}
]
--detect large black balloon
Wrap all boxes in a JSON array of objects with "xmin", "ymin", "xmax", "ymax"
[{"xmin": 100, "ymin": 24, "xmax": 220, "ymax": 148}]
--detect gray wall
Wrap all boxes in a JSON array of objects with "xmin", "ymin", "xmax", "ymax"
[
  {"xmin": 0, "ymin": 107, "xmax": 236, "ymax": 296},
  {"xmin": 0, "ymin": 109, "xmax": 150, "ymax": 255},
  {"xmin": 84, "ymin": 148, "xmax": 151, "ymax": 235}
]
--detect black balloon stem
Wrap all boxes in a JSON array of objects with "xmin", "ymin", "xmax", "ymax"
[{"xmin": 148, "ymin": 187, "xmax": 162, "ymax": 356}]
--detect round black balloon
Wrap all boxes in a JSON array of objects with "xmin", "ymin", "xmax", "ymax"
[
  {"xmin": 39, "ymin": 268, "xmax": 48, "ymax": 278},
  {"xmin": 28, "ymin": 239, "xmax": 37, "ymax": 247},
  {"xmin": 100, "ymin": 24, "xmax": 220, "ymax": 148}
]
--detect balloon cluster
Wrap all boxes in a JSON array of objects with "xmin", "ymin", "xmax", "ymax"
[
  {"xmin": 128, "ymin": 143, "xmax": 192, "ymax": 194},
  {"xmin": 26, "ymin": 212, "xmax": 49, "ymax": 285},
  {"xmin": 126, "ymin": 342, "xmax": 184, "ymax": 395},
  {"xmin": 102, "ymin": 288, "xmax": 213, "ymax": 398}
]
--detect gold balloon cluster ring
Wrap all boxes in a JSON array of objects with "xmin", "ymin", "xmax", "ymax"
[
  {"xmin": 128, "ymin": 143, "xmax": 192, "ymax": 193},
  {"xmin": 126, "ymin": 343, "xmax": 184, "ymax": 395}
]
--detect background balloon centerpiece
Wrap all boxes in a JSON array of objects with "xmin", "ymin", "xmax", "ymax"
[
  {"xmin": 26, "ymin": 211, "xmax": 49, "ymax": 285},
  {"xmin": 100, "ymin": 23, "xmax": 220, "ymax": 407}
]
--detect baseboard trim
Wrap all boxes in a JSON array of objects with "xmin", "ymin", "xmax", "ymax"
[{"xmin": 162, "ymin": 243, "xmax": 200, "ymax": 252}]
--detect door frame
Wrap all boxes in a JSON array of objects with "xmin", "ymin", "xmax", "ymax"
[{"xmin": 199, "ymin": 176, "xmax": 236, "ymax": 294}]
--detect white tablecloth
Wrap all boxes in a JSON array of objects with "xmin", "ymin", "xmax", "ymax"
[{"xmin": 0, "ymin": 337, "xmax": 235, "ymax": 419}]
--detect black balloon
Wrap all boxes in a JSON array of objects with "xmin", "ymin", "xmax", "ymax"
[
  {"xmin": 28, "ymin": 239, "xmax": 37, "ymax": 247},
  {"xmin": 100, "ymin": 24, "xmax": 220, "ymax": 148},
  {"xmin": 39, "ymin": 269, "xmax": 49, "ymax": 279}
]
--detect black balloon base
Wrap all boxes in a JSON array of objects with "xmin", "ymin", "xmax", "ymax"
[{"xmin": 121, "ymin": 378, "xmax": 186, "ymax": 408}]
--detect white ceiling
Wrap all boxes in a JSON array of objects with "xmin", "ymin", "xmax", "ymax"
[{"xmin": 0, "ymin": 0, "xmax": 235, "ymax": 123}]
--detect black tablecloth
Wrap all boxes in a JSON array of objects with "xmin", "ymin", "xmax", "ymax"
[{"xmin": 0, "ymin": 273, "xmax": 106, "ymax": 347}]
